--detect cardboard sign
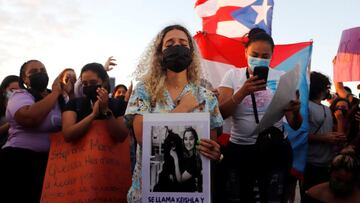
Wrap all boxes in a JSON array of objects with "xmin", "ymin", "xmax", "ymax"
[
  {"xmin": 334, "ymin": 27, "xmax": 360, "ymax": 82},
  {"xmin": 41, "ymin": 120, "xmax": 131, "ymax": 203}
]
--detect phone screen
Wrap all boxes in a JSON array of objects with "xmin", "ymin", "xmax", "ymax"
[{"xmin": 253, "ymin": 66, "xmax": 269, "ymax": 84}]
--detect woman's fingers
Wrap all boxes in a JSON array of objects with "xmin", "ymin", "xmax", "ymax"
[{"xmin": 197, "ymin": 138, "xmax": 221, "ymax": 160}]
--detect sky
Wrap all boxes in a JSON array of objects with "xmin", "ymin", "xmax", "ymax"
[{"xmin": 0, "ymin": 0, "xmax": 359, "ymax": 94}]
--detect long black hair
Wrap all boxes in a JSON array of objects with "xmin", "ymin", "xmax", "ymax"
[
  {"xmin": 309, "ymin": 71, "xmax": 331, "ymax": 101},
  {"xmin": 80, "ymin": 63, "xmax": 110, "ymax": 92},
  {"xmin": 245, "ymin": 28, "xmax": 275, "ymax": 52},
  {"xmin": 19, "ymin": 60, "xmax": 46, "ymax": 102},
  {"xmin": 0, "ymin": 75, "xmax": 20, "ymax": 117},
  {"xmin": 19, "ymin": 60, "xmax": 65, "ymax": 108},
  {"xmin": 182, "ymin": 127, "xmax": 199, "ymax": 157}
]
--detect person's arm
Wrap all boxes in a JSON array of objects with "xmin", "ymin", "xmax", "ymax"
[
  {"xmin": 335, "ymin": 82, "xmax": 353, "ymax": 102},
  {"xmin": 0, "ymin": 123, "xmax": 9, "ymax": 135},
  {"xmin": 308, "ymin": 131, "xmax": 346, "ymax": 143},
  {"xmin": 132, "ymin": 114, "xmax": 143, "ymax": 145},
  {"xmin": 218, "ymin": 87, "xmax": 236, "ymax": 119},
  {"xmin": 104, "ymin": 56, "xmax": 117, "ymax": 72},
  {"xmin": 62, "ymin": 101, "xmax": 99, "ymax": 142},
  {"xmin": 284, "ymin": 99, "xmax": 303, "ymax": 130},
  {"xmin": 14, "ymin": 78, "xmax": 62, "ymax": 128},
  {"xmin": 334, "ymin": 110, "xmax": 347, "ymax": 135},
  {"xmin": 170, "ymin": 150, "xmax": 192, "ymax": 183},
  {"xmin": 97, "ymin": 87, "xmax": 129, "ymax": 142},
  {"xmin": 124, "ymin": 81, "xmax": 133, "ymax": 102},
  {"xmin": 105, "ymin": 114, "xmax": 129, "ymax": 142},
  {"xmin": 219, "ymin": 76, "xmax": 266, "ymax": 119}
]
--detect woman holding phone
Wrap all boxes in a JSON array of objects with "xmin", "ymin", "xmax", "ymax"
[{"xmin": 218, "ymin": 28, "xmax": 302, "ymax": 202}]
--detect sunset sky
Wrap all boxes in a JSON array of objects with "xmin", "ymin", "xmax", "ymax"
[{"xmin": 1, "ymin": 0, "xmax": 359, "ymax": 94}]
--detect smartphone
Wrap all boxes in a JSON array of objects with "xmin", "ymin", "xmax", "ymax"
[{"xmin": 253, "ymin": 66, "xmax": 269, "ymax": 84}]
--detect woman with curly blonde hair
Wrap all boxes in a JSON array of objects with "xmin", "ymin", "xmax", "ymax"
[{"xmin": 125, "ymin": 24, "xmax": 223, "ymax": 203}]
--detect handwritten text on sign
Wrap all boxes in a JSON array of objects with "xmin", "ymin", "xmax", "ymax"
[{"xmin": 41, "ymin": 120, "xmax": 131, "ymax": 203}]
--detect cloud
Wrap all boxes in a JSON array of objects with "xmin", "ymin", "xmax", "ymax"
[{"xmin": 0, "ymin": 0, "xmax": 86, "ymax": 77}]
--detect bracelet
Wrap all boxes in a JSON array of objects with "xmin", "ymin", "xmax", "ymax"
[{"xmin": 231, "ymin": 95, "xmax": 238, "ymax": 105}]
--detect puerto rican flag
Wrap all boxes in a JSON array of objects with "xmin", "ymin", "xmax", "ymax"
[
  {"xmin": 195, "ymin": 0, "xmax": 273, "ymax": 38},
  {"xmin": 194, "ymin": 0, "xmax": 312, "ymax": 177}
]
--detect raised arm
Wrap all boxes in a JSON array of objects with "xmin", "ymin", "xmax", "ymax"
[
  {"xmin": 14, "ymin": 78, "xmax": 62, "ymax": 128},
  {"xmin": 62, "ymin": 101, "xmax": 99, "ymax": 142}
]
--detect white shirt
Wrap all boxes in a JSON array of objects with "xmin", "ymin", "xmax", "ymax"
[{"xmin": 220, "ymin": 68, "xmax": 285, "ymax": 145}]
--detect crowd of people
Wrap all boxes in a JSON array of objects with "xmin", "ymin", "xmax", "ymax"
[{"xmin": 0, "ymin": 24, "xmax": 359, "ymax": 203}]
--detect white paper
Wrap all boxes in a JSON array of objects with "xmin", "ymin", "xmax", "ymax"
[
  {"xmin": 142, "ymin": 113, "xmax": 210, "ymax": 203},
  {"xmin": 253, "ymin": 65, "xmax": 300, "ymax": 134}
]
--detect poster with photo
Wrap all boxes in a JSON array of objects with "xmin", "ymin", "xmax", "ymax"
[{"xmin": 142, "ymin": 113, "xmax": 210, "ymax": 203}]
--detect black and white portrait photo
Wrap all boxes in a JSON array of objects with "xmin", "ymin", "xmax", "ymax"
[
  {"xmin": 142, "ymin": 113, "xmax": 210, "ymax": 202},
  {"xmin": 150, "ymin": 126, "xmax": 203, "ymax": 193}
]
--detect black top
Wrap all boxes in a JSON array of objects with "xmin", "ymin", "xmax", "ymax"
[{"xmin": 63, "ymin": 97, "xmax": 127, "ymax": 122}]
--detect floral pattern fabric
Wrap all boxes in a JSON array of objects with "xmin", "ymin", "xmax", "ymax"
[{"xmin": 125, "ymin": 81, "xmax": 223, "ymax": 203}]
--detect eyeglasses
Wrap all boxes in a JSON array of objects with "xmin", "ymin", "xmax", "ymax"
[{"xmin": 81, "ymin": 80, "xmax": 101, "ymax": 87}]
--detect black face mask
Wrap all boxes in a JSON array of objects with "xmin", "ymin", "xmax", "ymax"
[
  {"xmin": 116, "ymin": 95, "xmax": 125, "ymax": 101},
  {"xmin": 83, "ymin": 85, "xmax": 101, "ymax": 101},
  {"xmin": 29, "ymin": 72, "xmax": 49, "ymax": 92},
  {"xmin": 329, "ymin": 178, "xmax": 354, "ymax": 197},
  {"xmin": 324, "ymin": 91, "xmax": 332, "ymax": 100},
  {"xmin": 162, "ymin": 45, "xmax": 192, "ymax": 73}
]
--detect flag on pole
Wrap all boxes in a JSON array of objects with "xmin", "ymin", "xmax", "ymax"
[
  {"xmin": 194, "ymin": 0, "xmax": 313, "ymax": 177},
  {"xmin": 194, "ymin": 31, "xmax": 312, "ymax": 177}
]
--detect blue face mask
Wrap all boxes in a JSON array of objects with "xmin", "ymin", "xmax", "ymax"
[{"xmin": 247, "ymin": 56, "xmax": 271, "ymax": 71}]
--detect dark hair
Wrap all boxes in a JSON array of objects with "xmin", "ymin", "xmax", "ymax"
[
  {"xmin": 19, "ymin": 60, "xmax": 41, "ymax": 89},
  {"xmin": 80, "ymin": 63, "xmax": 110, "ymax": 92},
  {"xmin": 163, "ymin": 129, "xmax": 183, "ymax": 159},
  {"xmin": 309, "ymin": 71, "xmax": 331, "ymax": 101},
  {"xmin": 344, "ymin": 86, "xmax": 352, "ymax": 94},
  {"xmin": 111, "ymin": 84, "xmax": 127, "ymax": 98},
  {"xmin": 183, "ymin": 127, "xmax": 199, "ymax": 155},
  {"xmin": 157, "ymin": 24, "xmax": 195, "ymax": 56},
  {"xmin": 18, "ymin": 60, "xmax": 49, "ymax": 102},
  {"xmin": 329, "ymin": 97, "xmax": 350, "ymax": 124},
  {"xmin": 330, "ymin": 97, "xmax": 350, "ymax": 113},
  {"xmin": 245, "ymin": 28, "xmax": 275, "ymax": 52},
  {"xmin": 59, "ymin": 68, "xmax": 75, "ymax": 82},
  {"xmin": 330, "ymin": 152, "xmax": 360, "ymax": 180},
  {"xmin": 0, "ymin": 75, "xmax": 20, "ymax": 117}
]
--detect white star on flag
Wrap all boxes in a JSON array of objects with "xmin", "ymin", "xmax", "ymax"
[{"xmin": 252, "ymin": 0, "xmax": 272, "ymax": 25}]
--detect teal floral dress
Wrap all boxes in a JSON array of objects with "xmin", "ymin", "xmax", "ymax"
[{"xmin": 125, "ymin": 81, "xmax": 223, "ymax": 203}]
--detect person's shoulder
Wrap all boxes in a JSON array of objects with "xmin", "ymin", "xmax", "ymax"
[
  {"xmin": 306, "ymin": 182, "xmax": 331, "ymax": 203},
  {"xmin": 68, "ymin": 97, "xmax": 87, "ymax": 104},
  {"xmin": 11, "ymin": 89, "xmax": 31, "ymax": 97},
  {"xmin": 133, "ymin": 81, "xmax": 150, "ymax": 95},
  {"xmin": 65, "ymin": 97, "xmax": 88, "ymax": 110},
  {"xmin": 226, "ymin": 67, "xmax": 246, "ymax": 75},
  {"xmin": 8, "ymin": 89, "xmax": 33, "ymax": 101},
  {"xmin": 134, "ymin": 81, "xmax": 146, "ymax": 90}
]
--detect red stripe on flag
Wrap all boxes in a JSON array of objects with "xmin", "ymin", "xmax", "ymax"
[
  {"xmin": 195, "ymin": 32, "xmax": 312, "ymax": 69},
  {"xmin": 195, "ymin": 0, "xmax": 209, "ymax": 7},
  {"xmin": 202, "ymin": 16, "xmax": 218, "ymax": 34},
  {"xmin": 270, "ymin": 42, "xmax": 313, "ymax": 67},
  {"xmin": 194, "ymin": 32, "xmax": 248, "ymax": 68},
  {"xmin": 216, "ymin": 6, "xmax": 241, "ymax": 21}
]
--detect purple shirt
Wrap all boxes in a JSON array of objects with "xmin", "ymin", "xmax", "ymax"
[{"xmin": 3, "ymin": 89, "xmax": 62, "ymax": 152}]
